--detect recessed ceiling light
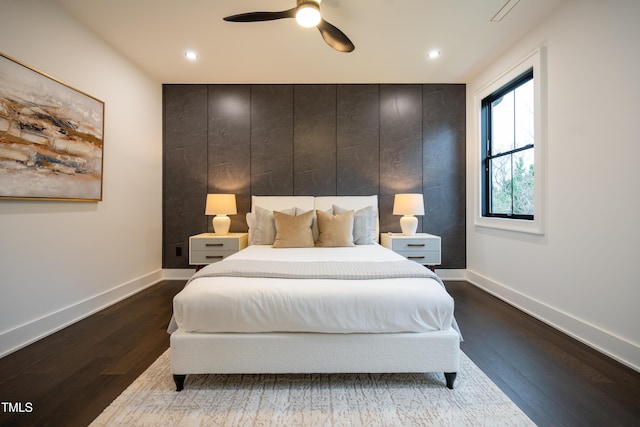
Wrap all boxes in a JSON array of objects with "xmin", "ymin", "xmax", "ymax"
[
  {"xmin": 185, "ymin": 50, "xmax": 198, "ymax": 61},
  {"xmin": 427, "ymin": 50, "xmax": 440, "ymax": 59}
]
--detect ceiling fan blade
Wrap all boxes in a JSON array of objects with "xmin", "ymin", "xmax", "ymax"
[
  {"xmin": 317, "ymin": 19, "xmax": 355, "ymax": 52},
  {"xmin": 223, "ymin": 8, "xmax": 296, "ymax": 23}
]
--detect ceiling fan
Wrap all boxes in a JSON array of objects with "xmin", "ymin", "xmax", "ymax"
[{"xmin": 223, "ymin": 0, "xmax": 355, "ymax": 53}]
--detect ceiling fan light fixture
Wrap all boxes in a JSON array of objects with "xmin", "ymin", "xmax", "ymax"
[
  {"xmin": 222, "ymin": 0, "xmax": 353, "ymax": 53},
  {"xmin": 296, "ymin": 1, "xmax": 321, "ymax": 28}
]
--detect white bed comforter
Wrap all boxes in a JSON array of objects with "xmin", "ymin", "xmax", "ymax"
[{"xmin": 172, "ymin": 244, "xmax": 455, "ymax": 334}]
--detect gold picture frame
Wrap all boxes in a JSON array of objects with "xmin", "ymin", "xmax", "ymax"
[{"xmin": 0, "ymin": 52, "xmax": 104, "ymax": 201}]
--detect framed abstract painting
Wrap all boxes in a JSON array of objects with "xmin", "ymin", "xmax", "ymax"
[{"xmin": 0, "ymin": 52, "xmax": 104, "ymax": 201}]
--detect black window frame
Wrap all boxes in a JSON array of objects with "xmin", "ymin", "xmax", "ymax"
[{"xmin": 481, "ymin": 68, "xmax": 534, "ymax": 220}]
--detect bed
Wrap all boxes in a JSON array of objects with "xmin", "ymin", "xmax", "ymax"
[{"xmin": 169, "ymin": 195, "xmax": 461, "ymax": 391}]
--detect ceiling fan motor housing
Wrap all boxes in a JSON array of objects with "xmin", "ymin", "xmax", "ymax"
[{"xmin": 297, "ymin": 0, "xmax": 321, "ymax": 8}]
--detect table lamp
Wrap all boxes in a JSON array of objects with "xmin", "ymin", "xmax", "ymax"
[
  {"xmin": 205, "ymin": 194, "xmax": 237, "ymax": 235},
  {"xmin": 392, "ymin": 193, "xmax": 425, "ymax": 236}
]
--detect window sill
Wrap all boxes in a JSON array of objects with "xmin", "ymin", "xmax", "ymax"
[{"xmin": 474, "ymin": 215, "xmax": 544, "ymax": 235}]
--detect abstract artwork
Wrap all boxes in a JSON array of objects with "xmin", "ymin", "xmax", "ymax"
[{"xmin": 0, "ymin": 53, "xmax": 104, "ymax": 201}]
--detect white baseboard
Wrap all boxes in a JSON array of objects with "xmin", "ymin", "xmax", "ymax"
[
  {"xmin": 466, "ymin": 269, "xmax": 640, "ymax": 372},
  {"xmin": 163, "ymin": 268, "xmax": 195, "ymax": 280},
  {"xmin": 435, "ymin": 269, "xmax": 466, "ymax": 281},
  {"xmin": 0, "ymin": 269, "xmax": 163, "ymax": 358}
]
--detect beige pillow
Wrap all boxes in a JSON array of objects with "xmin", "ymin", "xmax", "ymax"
[
  {"xmin": 272, "ymin": 210, "xmax": 315, "ymax": 248},
  {"xmin": 316, "ymin": 209, "xmax": 355, "ymax": 247},
  {"xmin": 251, "ymin": 206, "xmax": 296, "ymax": 245}
]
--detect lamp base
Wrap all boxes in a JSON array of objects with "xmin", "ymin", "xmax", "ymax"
[
  {"xmin": 400, "ymin": 215, "xmax": 418, "ymax": 236},
  {"xmin": 212, "ymin": 215, "xmax": 231, "ymax": 236}
]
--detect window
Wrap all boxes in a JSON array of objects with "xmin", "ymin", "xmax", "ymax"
[
  {"xmin": 481, "ymin": 69, "xmax": 534, "ymax": 220},
  {"xmin": 474, "ymin": 47, "xmax": 545, "ymax": 235}
]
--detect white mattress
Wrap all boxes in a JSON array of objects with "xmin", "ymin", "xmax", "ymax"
[{"xmin": 173, "ymin": 244, "xmax": 455, "ymax": 334}]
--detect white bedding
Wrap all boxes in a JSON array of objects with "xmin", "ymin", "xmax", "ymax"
[{"xmin": 173, "ymin": 244, "xmax": 455, "ymax": 334}]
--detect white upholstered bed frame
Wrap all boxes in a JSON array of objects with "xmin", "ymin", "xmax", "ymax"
[{"xmin": 170, "ymin": 196, "xmax": 460, "ymax": 390}]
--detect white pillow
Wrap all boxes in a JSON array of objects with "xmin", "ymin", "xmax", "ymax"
[{"xmin": 333, "ymin": 205, "xmax": 376, "ymax": 245}]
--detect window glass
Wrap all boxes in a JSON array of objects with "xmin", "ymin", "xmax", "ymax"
[
  {"xmin": 491, "ymin": 92, "xmax": 514, "ymax": 154},
  {"xmin": 513, "ymin": 150, "xmax": 534, "ymax": 215},
  {"xmin": 490, "ymin": 155, "xmax": 512, "ymax": 215},
  {"xmin": 515, "ymin": 79, "xmax": 534, "ymax": 149}
]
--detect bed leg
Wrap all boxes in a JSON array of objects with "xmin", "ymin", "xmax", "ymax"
[
  {"xmin": 444, "ymin": 372, "xmax": 457, "ymax": 389},
  {"xmin": 173, "ymin": 374, "xmax": 186, "ymax": 392}
]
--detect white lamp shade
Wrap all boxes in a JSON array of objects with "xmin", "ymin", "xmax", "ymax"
[
  {"xmin": 205, "ymin": 194, "xmax": 237, "ymax": 216},
  {"xmin": 393, "ymin": 193, "xmax": 425, "ymax": 216}
]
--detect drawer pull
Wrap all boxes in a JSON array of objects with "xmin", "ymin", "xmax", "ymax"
[
  {"xmin": 206, "ymin": 243, "xmax": 224, "ymax": 247},
  {"xmin": 407, "ymin": 243, "xmax": 425, "ymax": 247},
  {"xmin": 408, "ymin": 256, "xmax": 425, "ymax": 259},
  {"xmin": 205, "ymin": 255, "xmax": 224, "ymax": 259}
]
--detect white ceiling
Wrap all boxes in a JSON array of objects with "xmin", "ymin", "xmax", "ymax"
[{"xmin": 54, "ymin": 0, "xmax": 565, "ymax": 84}]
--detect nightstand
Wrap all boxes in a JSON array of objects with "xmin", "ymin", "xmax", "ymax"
[
  {"xmin": 189, "ymin": 232, "xmax": 248, "ymax": 269},
  {"xmin": 381, "ymin": 232, "xmax": 441, "ymax": 271}
]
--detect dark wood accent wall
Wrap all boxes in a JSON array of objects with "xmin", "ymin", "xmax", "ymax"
[{"xmin": 163, "ymin": 84, "xmax": 466, "ymax": 269}]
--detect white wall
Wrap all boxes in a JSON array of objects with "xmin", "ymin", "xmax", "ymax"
[
  {"xmin": 0, "ymin": 0, "xmax": 163, "ymax": 356},
  {"xmin": 466, "ymin": 0, "xmax": 640, "ymax": 370}
]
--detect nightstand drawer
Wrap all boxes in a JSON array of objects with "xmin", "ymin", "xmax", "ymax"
[
  {"xmin": 397, "ymin": 250, "xmax": 441, "ymax": 264},
  {"xmin": 189, "ymin": 250, "xmax": 237, "ymax": 264},
  {"xmin": 390, "ymin": 238, "xmax": 439, "ymax": 251},
  {"xmin": 190, "ymin": 238, "xmax": 243, "ymax": 251}
]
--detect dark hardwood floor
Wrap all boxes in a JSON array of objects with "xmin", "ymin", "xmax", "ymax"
[
  {"xmin": 0, "ymin": 280, "xmax": 638, "ymax": 426},
  {"xmin": 0, "ymin": 281, "xmax": 183, "ymax": 427},
  {"xmin": 448, "ymin": 281, "xmax": 640, "ymax": 426}
]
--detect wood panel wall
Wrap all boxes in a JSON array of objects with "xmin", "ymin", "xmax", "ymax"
[{"xmin": 163, "ymin": 84, "xmax": 465, "ymax": 269}]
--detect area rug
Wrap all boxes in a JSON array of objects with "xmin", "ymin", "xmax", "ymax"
[{"xmin": 90, "ymin": 350, "xmax": 535, "ymax": 426}]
